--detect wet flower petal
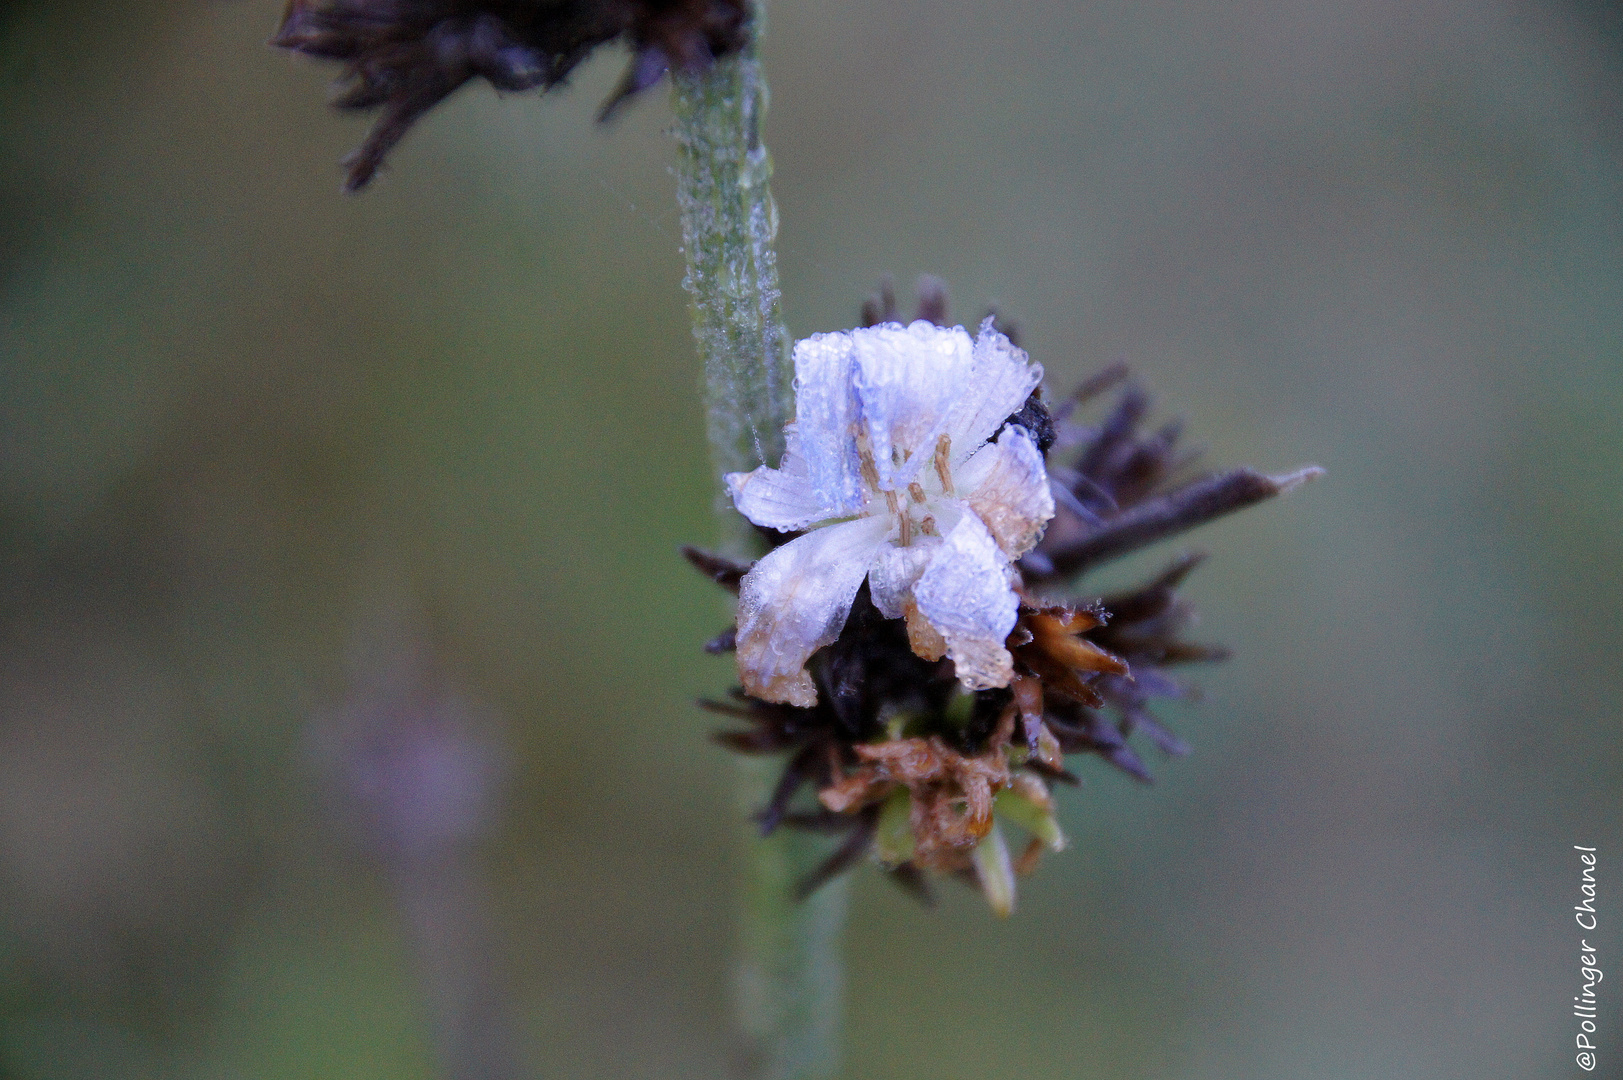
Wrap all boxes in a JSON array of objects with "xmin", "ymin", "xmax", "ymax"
[
  {"xmin": 912, "ymin": 513, "xmax": 1019, "ymax": 689},
  {"xmin": 850, "ymin": 321, "xmax": 974, "ymax": 491},
  {"xmin": 956, "ymin": 426, "xmax": 1055, "ymax": 558},
  {"xmin": 942, "ymin": 318, "xmax": 1046, "ymax": 457},
  {"xmin": 868, "ymin": 538, "xmax": 941, "ymax": 620},
  {"xmin": 735, "ymin": 515, "xmax": 892, "ymax": 705},
  {"xmin": 727, "ymin": 431, "xmax": 848, "ymax": 532},
  {"xmin": 786, "ymin": 332, "xmax": 866, "ymax": 517}
]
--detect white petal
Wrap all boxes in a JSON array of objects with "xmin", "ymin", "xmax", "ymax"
[
  {"xmin": 788, "ymin": 332, "xmax": 866, "ymax": 517},
  {"xmin": 851, "ymin": 321, "xmax": 974, "ymax": 491},
  {"xmin": 735, "ymin": 516, "xmax": 892, "ymax": 706},
  {"xmin": 954, "ymin": 425, "xmax": 1055, "ymax": 558},
  {"xmin": 943, "ymin": 318, "xmax": 1044, "ymax": 459},
  {"xmin": 867, "ymin": 537, "xmax": 941, "ymax": 619},
  {"xmin": 726, "ymin": 430, "xmax": 841, "ymax": 532},
  {"xmin": 911, "ymin": 512, "xmax": 1019, "ymax": 691}
]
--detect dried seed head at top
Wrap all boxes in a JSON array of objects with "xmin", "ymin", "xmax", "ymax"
[{"xmin": 273, "ymin": 0, "xmax": 751, "ymax": 190}]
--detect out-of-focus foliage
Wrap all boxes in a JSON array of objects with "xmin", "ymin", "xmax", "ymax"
[{"xmin": 0, "ymin": 1, "xmax": 1620, "ymax": 1078}]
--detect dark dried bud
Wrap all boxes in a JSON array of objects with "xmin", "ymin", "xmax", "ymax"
[
  {"xmin": 1022, "ymin": 368, "xmax": 1322, "ymax": 583},
  {"xmin": 273, "ymin": 0, "xmax": 752, "ymax": 190},
  {"xmin": 999, "ymin": 389, "xmax": 1056, "ymax": 456}
]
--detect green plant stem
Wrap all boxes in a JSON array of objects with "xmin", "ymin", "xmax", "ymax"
[
  {"xmin": 671, "ymin": 6, "xmax": 792, "ymax": 513},
  {"xmin": 671, "ymin": 9, "xmax": 848, "ymax": 1078},
  {"xmin": 728, "ymin": 757, "xmax": 849, "ymax": 1080}
]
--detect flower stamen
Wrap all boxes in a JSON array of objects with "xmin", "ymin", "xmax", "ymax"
[
  {"xmin": 856, "ymin": 428, "xmax": 882, "ymax": 490},
  {"xmin": 888, "ymin": 490, "xmax": 912, "ymax": 546},
  {"xmin": 934, "ymin": 434, "xmax": 954, "ymax": 495}
]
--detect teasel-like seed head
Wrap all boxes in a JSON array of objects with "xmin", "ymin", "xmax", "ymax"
[
  {"xmin": 273, "ymin": 0, "xmax": 751, "ymax": 190},
  {"xmin": 690, "ymin": 278, "xmax": 1321, "ymax": 914}
]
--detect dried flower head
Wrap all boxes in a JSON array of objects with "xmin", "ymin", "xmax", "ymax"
[
  {"xmin": 692, "ymin": 279, "xmax": 1322, "ymax": 914},
  {"xmin": 273, "ymin": 0, "xmax": 751, "ymax": 190}
]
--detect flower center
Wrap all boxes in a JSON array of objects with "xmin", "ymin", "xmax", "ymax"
[{"xmin": 855, "ymin": 430, "xmax": 955, "ymax": 547}]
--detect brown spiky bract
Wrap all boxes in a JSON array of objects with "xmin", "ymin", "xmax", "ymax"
[
  {"xmin": 691, "ymin": 278, "xmax": 1320, "ymax": 906},
  {"xmin": 273, "ymin": 0, "xmax": 751, "ymax": 189}
]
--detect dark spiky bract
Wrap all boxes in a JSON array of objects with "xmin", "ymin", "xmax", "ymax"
[
  {"xmin": 692, "ymin": 278, "xmax": 1318, "ymax": 909},
  {"xmin": 273, "ymin": 0, "xmax": 751, "ymax": 190}
]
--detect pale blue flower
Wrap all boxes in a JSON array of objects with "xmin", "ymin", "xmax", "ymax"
[{"xmin": 726, "ymin": 319, "xmax": 1054, "ymax": 706}]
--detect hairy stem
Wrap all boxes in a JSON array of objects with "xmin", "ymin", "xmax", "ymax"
[
  {"xmin": 671, "ymin": 9, "xmax": 847, "ymax": 1079},
  {"xmin": 730, "ymin": 757, "xmax": 849, "ymax": 1080},
  {"xmin": 671, "ymin": 8, "xmax": 793, "ymax": 533}
]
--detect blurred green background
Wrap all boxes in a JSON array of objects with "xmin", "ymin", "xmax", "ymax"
[{"xmin": 2, "ymin": 1, "xmax": 1620, "ymax": 1077}]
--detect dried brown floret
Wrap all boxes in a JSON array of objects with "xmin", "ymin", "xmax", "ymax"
[
  {"xmin": 273, "ymin": 0, "xmax": 751, "ymax": 190},
  {"xmin": 1010, "ymin": 602, "xmax": 1129, "ymax": 709},
  {"xmin": 820, "ymin": 707, "xmax": 1015, "ymax": 870}
]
